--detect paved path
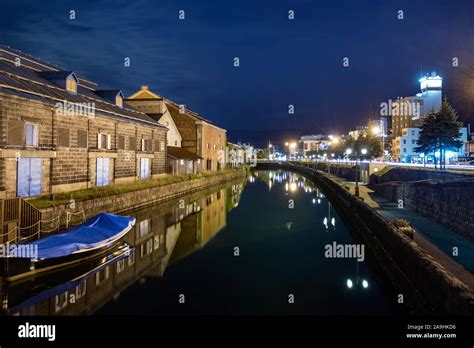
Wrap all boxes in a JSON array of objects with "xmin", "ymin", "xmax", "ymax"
[{"xmin": 328, "ymin": 175, "xmax": 474, "ymax": 291}]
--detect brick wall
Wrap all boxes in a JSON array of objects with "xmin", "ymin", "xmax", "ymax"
[{"xmin": 0, "ymin": 93, "xmax": 167, "ymax": 198}]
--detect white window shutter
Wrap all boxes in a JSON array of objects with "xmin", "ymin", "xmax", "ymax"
[
  {"xmin": 107, "ymin": 134, "xmax": 112, "ymax": 149},
  {"xmin": 97, "ymin": 133, "xmax": 102, "ymax": 149},
  {"xmin": 141, "ymin": 139, "xmax": 145, "ymax": 151},
  {"xmin": 33, "ymin": 125, "xmax": 39, "ymax": 146}
]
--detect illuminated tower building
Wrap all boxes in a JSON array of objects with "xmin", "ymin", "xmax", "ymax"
[{"xmin": 391, "ymin": 72, "xmax": 442, "ymax": 137}]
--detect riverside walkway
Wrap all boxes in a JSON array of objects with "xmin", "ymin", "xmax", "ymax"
[{"xmin": 331, "ymin": 175, "xmax": 474, "ymax": 290}]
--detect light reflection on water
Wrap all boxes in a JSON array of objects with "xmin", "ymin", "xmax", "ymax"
[{"xmin": 2, "ymin": 171, "xmax": 402, "ymax": 316}]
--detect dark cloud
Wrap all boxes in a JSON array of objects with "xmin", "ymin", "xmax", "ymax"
[{"xmin": 1, "ymin": 0, "xmax": 473, "ymax": 145}]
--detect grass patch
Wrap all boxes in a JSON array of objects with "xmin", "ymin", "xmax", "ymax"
[{"xmin": 28, "ymin": 168, "xmax": 244, "ymax": 209}]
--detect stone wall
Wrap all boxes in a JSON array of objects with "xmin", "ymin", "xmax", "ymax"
[
  {"xmin": 370, "ymin": 167, "xmax": 473, "ymax": 185},
  {"xmin": 39, "ymin": 168, "xmax": 247, "ymax": 227},
  {"xmin": 374, "ymin": 179, "xmax": 474, "ymax": 240},
  {"xmin": 256, "ymin": 162, "xmax": 474, "ymax": 315},
  {"xmin": 313, "ymin": 162, "xmax": 357, "ymax": 181}
]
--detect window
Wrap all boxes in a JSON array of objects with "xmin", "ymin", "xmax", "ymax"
[
  {"xmin": 66, "ymin": 79, "xmax": 77, "ymax": 93},
  {"xmin": 8, "ymin": 120, "xmax": 24, "ymax": 145},
  {"xmin": 179, "ymin": 159, "xmax": 185, "ymax": 165},
  {"xmin": 97, "ymin": 133, "xmax": 111, "ymax": 149},
  {"xmin": 206, "ymin": 143, "xmax": 210, "ymax": 149},
  {"xmin": 137, "ymin": 219, "xmax": 151, "ymax": 238},
  {"xmin": 141, "ymin": 139, "xmax": 152, "ymax": 152},
  {"xmin": 117, "ymin": 135, "xmax": 125, "ymax": 150},
  {"xmin": 140, "ymin": 157, "xmax": 150, "ymax": 179},
  {"xmin": 116, "ymin": 259, "xmax": 125, "ymax": 274},
  {"xmin": 411, "ymin": 130, "xmax": 415, "ymax": 136},
  {"xmin": 116, "ymin": 95, "xmax": 123, "ymax": 108},
  {"xmin": 403, "ymin": 139, "xmax": 406, "ymax": 144},
  {"xmin": 25, "ymin": 123, "xmax": 38, "ymax": 146},
  {"xmin": 96, "ymin": 158, "xmax": 110, "ymax": 186},
  {"xmin": 95, "ymin": 267, "xmax": 110, "ymax": 286},
  {"xmin": 411, "ymin": 139, "xmax": 415, "ymax": 144},
  {"xmin": 403, "ymin": 148, "xmax": 407, "ymax": 153},
  {"xmin": 129, "ymin": 136, "xmax": 136, "ymax": 151},
  {"xmin": 58, "ymin": 128, "xmax": 70, "ymax": 147},
  {"xmin": 77, "ymin": 130, "xmax": 88, "ymax": 148}
]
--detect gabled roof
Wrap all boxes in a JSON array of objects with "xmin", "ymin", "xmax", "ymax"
[
  {"xmin": 0, "ymin": 45, "xmax": 166, "ymax": 129},
  {"xmin": 164, "ymin": 98, "xmax": 226, "ymax": 133},
  {"xmin": 94, "ymin": 89, "xmax": 123, "ymax": 101},
  {"xmin": 127, "ymin": 85, "xmax": 162, "ymax": 100}
]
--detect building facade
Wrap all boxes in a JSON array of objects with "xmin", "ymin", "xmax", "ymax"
[
  {"xmin": 391, "ymin": 72, "xmax": 442, "ymax": 138},
  {"xmin": 392, "ymin": 126, "xmax": 469, "ymax": 163},
  {"xmin": 165, "ymin": 101, "xmax": 227, "ymax": 171},
  {"xmin": 300, "ymin": 134, "xmax": 328, "ymax": 158},
  {"xmin": 0, "ymin": 46, "xmax": 168, "ymax": 199}
]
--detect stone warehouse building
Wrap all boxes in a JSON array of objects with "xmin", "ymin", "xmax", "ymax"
[
  {"xmin": 126, "ymin": 86, "xmax": 227, "ymax": 172},
  {"xmin": 0, "ymin": 46, "xmax": 168, "ymax": 199}
]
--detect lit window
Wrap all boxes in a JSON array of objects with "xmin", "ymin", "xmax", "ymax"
[{"xmin": 66, "ymin": 79, "xmax": 77, "ymax": 93}]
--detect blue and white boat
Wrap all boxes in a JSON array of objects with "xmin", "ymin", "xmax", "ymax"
[{"xmin": 1, "ymin": 213, "xmax": 136, "ymax": 282}]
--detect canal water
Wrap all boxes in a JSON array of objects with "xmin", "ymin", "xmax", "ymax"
[{"xmin": 2, "ymin": 170, "xmax": 402, "ymax": 316}]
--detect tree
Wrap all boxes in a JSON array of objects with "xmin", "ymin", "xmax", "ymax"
[
  {"xmin": 256, "ymin": 148, "xmax": 270, "ymax": 159},
  {"xmin": 415, "ymin": 110, "xmax": 441, "ymax": 168},
  {"xmin": 415, "ymin": 98, "xmax": 463, "ymax": 169},
  {"xmin": 436, "ymin": 98, "xmax": 463, "ymax": 169}
]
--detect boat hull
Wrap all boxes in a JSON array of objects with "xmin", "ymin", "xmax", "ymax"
[{"xmin": 1, "ymin": 218, "xmax": 134, "ymax": 283}]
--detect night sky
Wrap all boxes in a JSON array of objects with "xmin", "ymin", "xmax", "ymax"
[{"xmin": 1, "ymin": 0, "xmax": 474, "ymax": 146}]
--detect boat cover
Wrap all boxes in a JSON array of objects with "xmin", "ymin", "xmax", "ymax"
[{"xmin": 16, "ymin": 213, "xmax": 135, "ymax": 260}]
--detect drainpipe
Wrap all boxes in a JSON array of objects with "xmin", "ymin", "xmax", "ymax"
[{"xmin": 49, "ymin": 109, "xmax": 54, "ymax": 199}]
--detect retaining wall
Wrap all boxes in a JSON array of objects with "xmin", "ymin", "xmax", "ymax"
[{"xmin": 40, "ymin": 169, "xmax": 247, "ymax": 226}]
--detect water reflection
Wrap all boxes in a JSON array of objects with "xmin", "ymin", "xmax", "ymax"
[
  {"xmin": 2, "ymin": 170, "xmax": 403, "ymax": 316},
  {"xmin": 1, "ymin": 179, "xmax": 244, "ymax": 315}
]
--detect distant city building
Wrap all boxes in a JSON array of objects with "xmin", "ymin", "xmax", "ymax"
[
  {"xmin": 392, "ymin": 126, "xmax": 469, "ymax": 163},
  {"xmin": 300, "ymin": 134, "xmax": 329, "ymax": 158},
  {"xmin": 391, "ymin": 72, "xmax": 442, "ymax": 138},
  {"xmin": 348, "ymin": 126, "xmax": 368, "ymax": 141},
  {"xmin": 227, "ymin": 142, "xmax": 245, "ymax": 167}
]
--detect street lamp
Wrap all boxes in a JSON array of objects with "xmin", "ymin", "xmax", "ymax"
[
  {"xmin": 354, "ymin": 148, "xmax": 367, "ymax": 197},
  {"xmin": 372, "ymin": 125, "xmax": 386, "ymax": 159},
  {"xmin": 268, "ymin": 141, "xmax": 274, "ymax": 160}
]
